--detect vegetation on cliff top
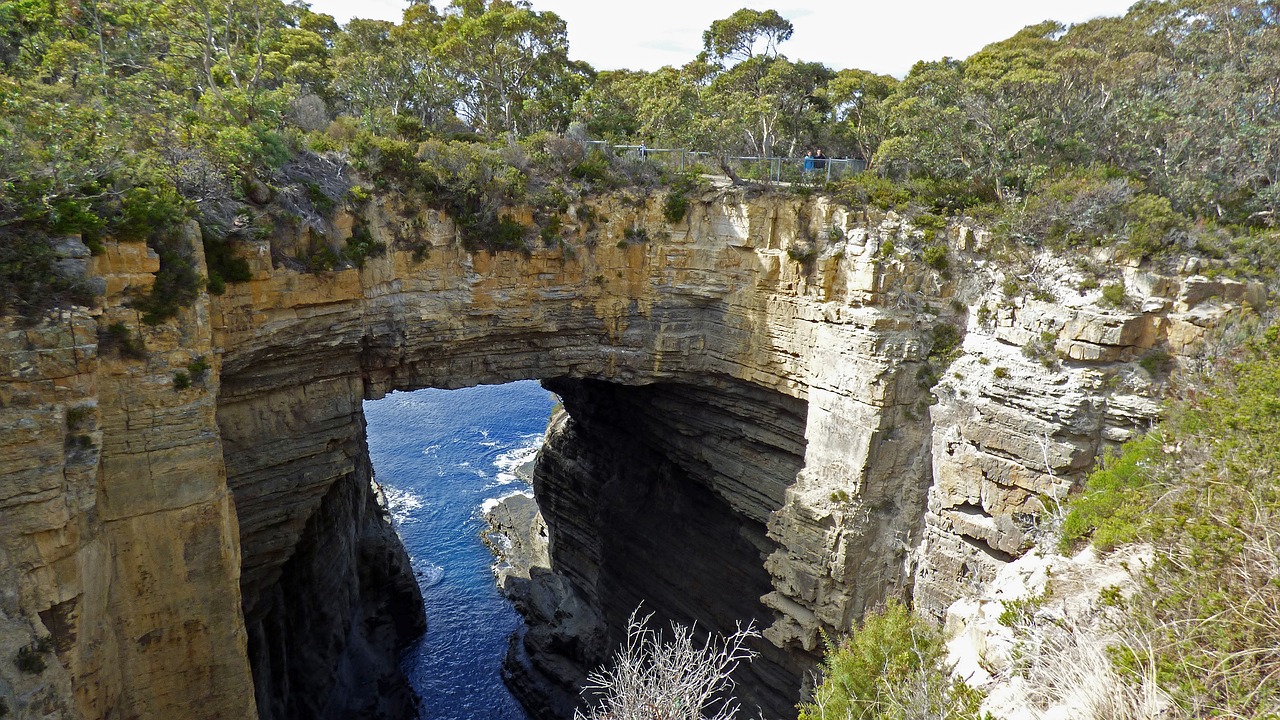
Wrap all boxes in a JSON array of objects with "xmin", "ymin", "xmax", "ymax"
[
  {"xmin": 1056, "ymin": 314, "xmax": 1280, "ymax": 718},
  {"xmin": 2, "ymin": 0, "xmax": 1277, "ymax": 318}
]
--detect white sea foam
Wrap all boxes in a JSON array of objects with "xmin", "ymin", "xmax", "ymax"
[
  {"xmin": 382, "ymin": 485, "xmax": 424, "ymax": 526},
  {"xmin": 479, "ymin": 488, "xmax": 534, "ymax": 517},
  {"xmin": 412, "ymin": 559, "xmax": 445, "ymax": 589},
  {"xmin": 492, "ymin": 434, "xmax": 545, "ymax": 484},
  {"xmin": 420, "ymin": 443, "xmax": 441, "ymax": 457}
]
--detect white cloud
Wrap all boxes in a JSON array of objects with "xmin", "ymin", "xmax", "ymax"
[{"xmin": 304, "ymin": 0, "xmax": 1137, "ymax": 77}]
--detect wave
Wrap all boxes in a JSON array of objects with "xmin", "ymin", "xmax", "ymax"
[
  {"xmin": 493, "ymin": 434, "xmax": 545, "ymax": 484},
  {"xmin": 382, "ymin": 485, "xmax": 425, "ymax": 526},
  {"xmin": 480, "ymin": 488, "xmax": 535, "ymax": 517}
]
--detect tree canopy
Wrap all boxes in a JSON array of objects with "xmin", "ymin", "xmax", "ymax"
[{"xmin": 3, "ymin": 0, "xmax": 1279, "ymax": 316}]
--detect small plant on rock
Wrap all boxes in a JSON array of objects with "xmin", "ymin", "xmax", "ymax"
[
  {"xmin": 100, "ymin": 322, "xmax": 146, "ymax": 360},
  {"xmin": 922, "ymin": 244, "xmax": 949, "ymax": 271},
  {"xmin": 1100, "ymin": 283, "xmax": 1127, "ymax": 308},
  {"xmin": 14, "ymin": 641, "xmax": 49, "ymax": 674}
]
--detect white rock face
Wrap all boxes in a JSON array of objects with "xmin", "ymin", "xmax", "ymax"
[
  {"xmin": 912, "ymin": 239, "xmax": 1264, "ymax": 620},
  {"xmin": 944, "ymin": 544, "xmax": 1158, "ymax": 720}
]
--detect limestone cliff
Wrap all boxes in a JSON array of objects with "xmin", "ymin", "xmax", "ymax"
[{"xmin": 0, "ymin": 183, "xmax": 1263, "ymax": 719}]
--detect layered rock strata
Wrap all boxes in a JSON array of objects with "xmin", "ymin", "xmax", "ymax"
[
  {"xmin": 514, "ymin": 378, "xmax": 810, "ymax": 719},
  {"xmin": 0, "ymin": 185, "xmax": 1264, "ymax": 719}
]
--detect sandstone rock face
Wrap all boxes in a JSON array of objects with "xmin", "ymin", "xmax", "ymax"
[
  {"xmin": 0, "ymin": 187, "xmax": 1261, "ymax": 719},
  {"xmin": 1, "ymin": 228, "xmax": 254, "ymax": 720},
  {"xmin": 912, "ymin": 252, "xmax": 1262, "ymax": 620}
]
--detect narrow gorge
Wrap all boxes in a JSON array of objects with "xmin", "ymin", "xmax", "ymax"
[{"xmin": 0, "ymin": 185, "xmax": 1262, "ymax": 719}]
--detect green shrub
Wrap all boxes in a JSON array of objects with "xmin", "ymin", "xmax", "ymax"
[
  {"xmin": 1100, "ymin": 283, "xmax": 1127, "ymax": 308},
  {"xmin": 1007, "ymin": 171, "xmax": 1185, "ymax": 256},
  {"xmin": 131, "ymin": 244, "xmax": 204, "ymax": 325},
  {"xmin": 836, "ymin": 173, "xmax": 910, "ymax": 211},
  {"xmin": 113, "ymin": 186, "xmax": 186, "ymax": 243},
  {"xmin": 304, "ymin": 181, "xmax": 336, "ymax": 215},
  {"xmin": 570, "ymin": 151, "xmax": 611, "ymax": 184},
  {"xmin": 348, "ymin": 185, "xmax": 371, "ymax": 204},
  {"xmin": 202, "ymin": 232, "xmax": 253, "ymax": 294},
  {"xmin": 173, "ymin": 371, "xmax": 191, "ymax": 390},
  {"xmin": 1059, "ymin": 324, "xmax": 1280, "ymax": 715},
  {"xmin": 928, "ymin": 322, "xmax": 962, "ymax": 363},
  {"xmin": 1139, "ymin": 348, "xmax": 1171, "ymax": 375},
  {"xmin": 206, "ymin": 273, "xmax": 227, "ymax": 295},
  {"xmin": 66, "ymin": 405, "xmax": 92, "ymax": 429},
  {"xmin": 351, "ymin": 132, "xmax": 419, "ymax": 179},
  {"xmin": 343, "ymin": 222, "xmax": 386, "ymax": 268},
  {"xmin": 976, "ymin": 304, "xmax": 992, "ymax": 326},
  {"xmin": 539, "ymin": 214, "xmax": 564, "ymax": 246},
  {"xmin": 484, "ymin": 216, "xmax": 529, "ymax": 253},
  {"xmin": 186, "ymin": 356, "xmax": 210, "ymax": 382},
  {"xmin": 99, "ymin": 322, "xmax": 146, "ymax": 360},
  {"xmin": 663, "ymin": 189, "xmax": 689, "ymax": 224},
  {"xmin": 787, "ymin": 245, "xmax": 818, "ymax": 263},
  {"xmin": 1059, "ymin": 434, "xmax": 1162, "ymax": 552},
  {"xmin": 1124, "ymin": 193, "xmax": 1181, "ymax": 258},
  {"xmin": 623, "ymin": 226, "xmax": 649, "ymax": 243},
  {"xmin": 308, "ymin": 245, "xmax": 341, "ymax": 272},
  {"xmin": 997, "ymin": 589, "xmax": 1049, "ymax": 627},
  {"xmin": 993, "ymin": 366, "xmax": 1010, "ymax": 379},
  {"xmin": 1021, "ymin": 331, "xmax": 1060, "ymax": 370},
  {"xmin": 661, "ymin": 172, "xmax": 699, "ymax": 223},
  {"xmin": 922, "ymin": 244, "xmax": 949, "ymax": 271},
  {"xmin": 14, "ymin": 643, "xmax": 47, "ymax": 674},
  {"xmin": 799, "ymin": 601, "xmax": 985, "ymax": 720}
]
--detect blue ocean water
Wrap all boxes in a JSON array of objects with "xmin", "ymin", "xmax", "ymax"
[{"xmin": 364, "ymin": 381, "xmax": 556, "ymax": 720}]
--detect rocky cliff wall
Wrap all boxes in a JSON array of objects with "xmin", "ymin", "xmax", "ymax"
[
  {"xmin": 522, "ymin": 377, "xmax": 809, "ymax": 719},
  {"xmin": 0, "ymin": 229, "xmax": 255, "ymax": 719},
  {"xmin": 0, "ymin": 185, "xmax": 1263, "ymax": 719}
]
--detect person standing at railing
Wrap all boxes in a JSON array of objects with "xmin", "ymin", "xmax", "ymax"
[
  {"xmin": 814, "ymin": 148, "xmax": 827, "ymax": 170},
  {"xmin": 803, "ymin": 151, "xmax": 814, "ymax": 173},
  {"xmin": 639, "ymin": 142, "xmax": 648, "ymax": 160}
]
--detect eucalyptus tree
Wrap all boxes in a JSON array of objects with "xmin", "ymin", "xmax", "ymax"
[
  {"xmin": 435, "ymin": 0, "xmax": 588, "ymax": 136},
  {"xmin": 702, "ymin": 8, "xmax": 793, "ymax": 64},
  {"xmin": 824, "ymin": 68, "xmax": 898, "ymax": 164}
]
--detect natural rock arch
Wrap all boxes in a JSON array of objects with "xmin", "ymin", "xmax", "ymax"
[
  {"xmin": 3, "ymin": 186, "xmax": 1218, "ymax": 719},
  {"xmin": 211, "ymin": 189, "xmax": 937, "ymax": 718}
]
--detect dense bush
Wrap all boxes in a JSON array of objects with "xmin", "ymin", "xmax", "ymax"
[
  {"xmin": 799, "ymin": 601, "xmax": 986, "ymax": 720},
  {"xmin": 1004, "ymin": 172, "xmax": 1184, "ymax": 258}
]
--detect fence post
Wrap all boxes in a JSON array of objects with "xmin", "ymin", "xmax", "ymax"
[{"xmin": 826, "ymin": 160, "xmax": 832, "ymax": 184}]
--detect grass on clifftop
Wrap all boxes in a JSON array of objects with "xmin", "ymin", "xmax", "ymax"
[{"xmin": 1059, "ymin": 314, "xmax": 1280, "ymax": 718}]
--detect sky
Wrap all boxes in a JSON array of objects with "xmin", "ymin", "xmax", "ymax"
[{"xmin": 304, "ymin": 0, "xmax": 1139, "ymax": 78}]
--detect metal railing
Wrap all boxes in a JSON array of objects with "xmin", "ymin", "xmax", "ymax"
[{"xmin": 579, "ymin": 140, "xmax": 866, "ymax": 185}]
